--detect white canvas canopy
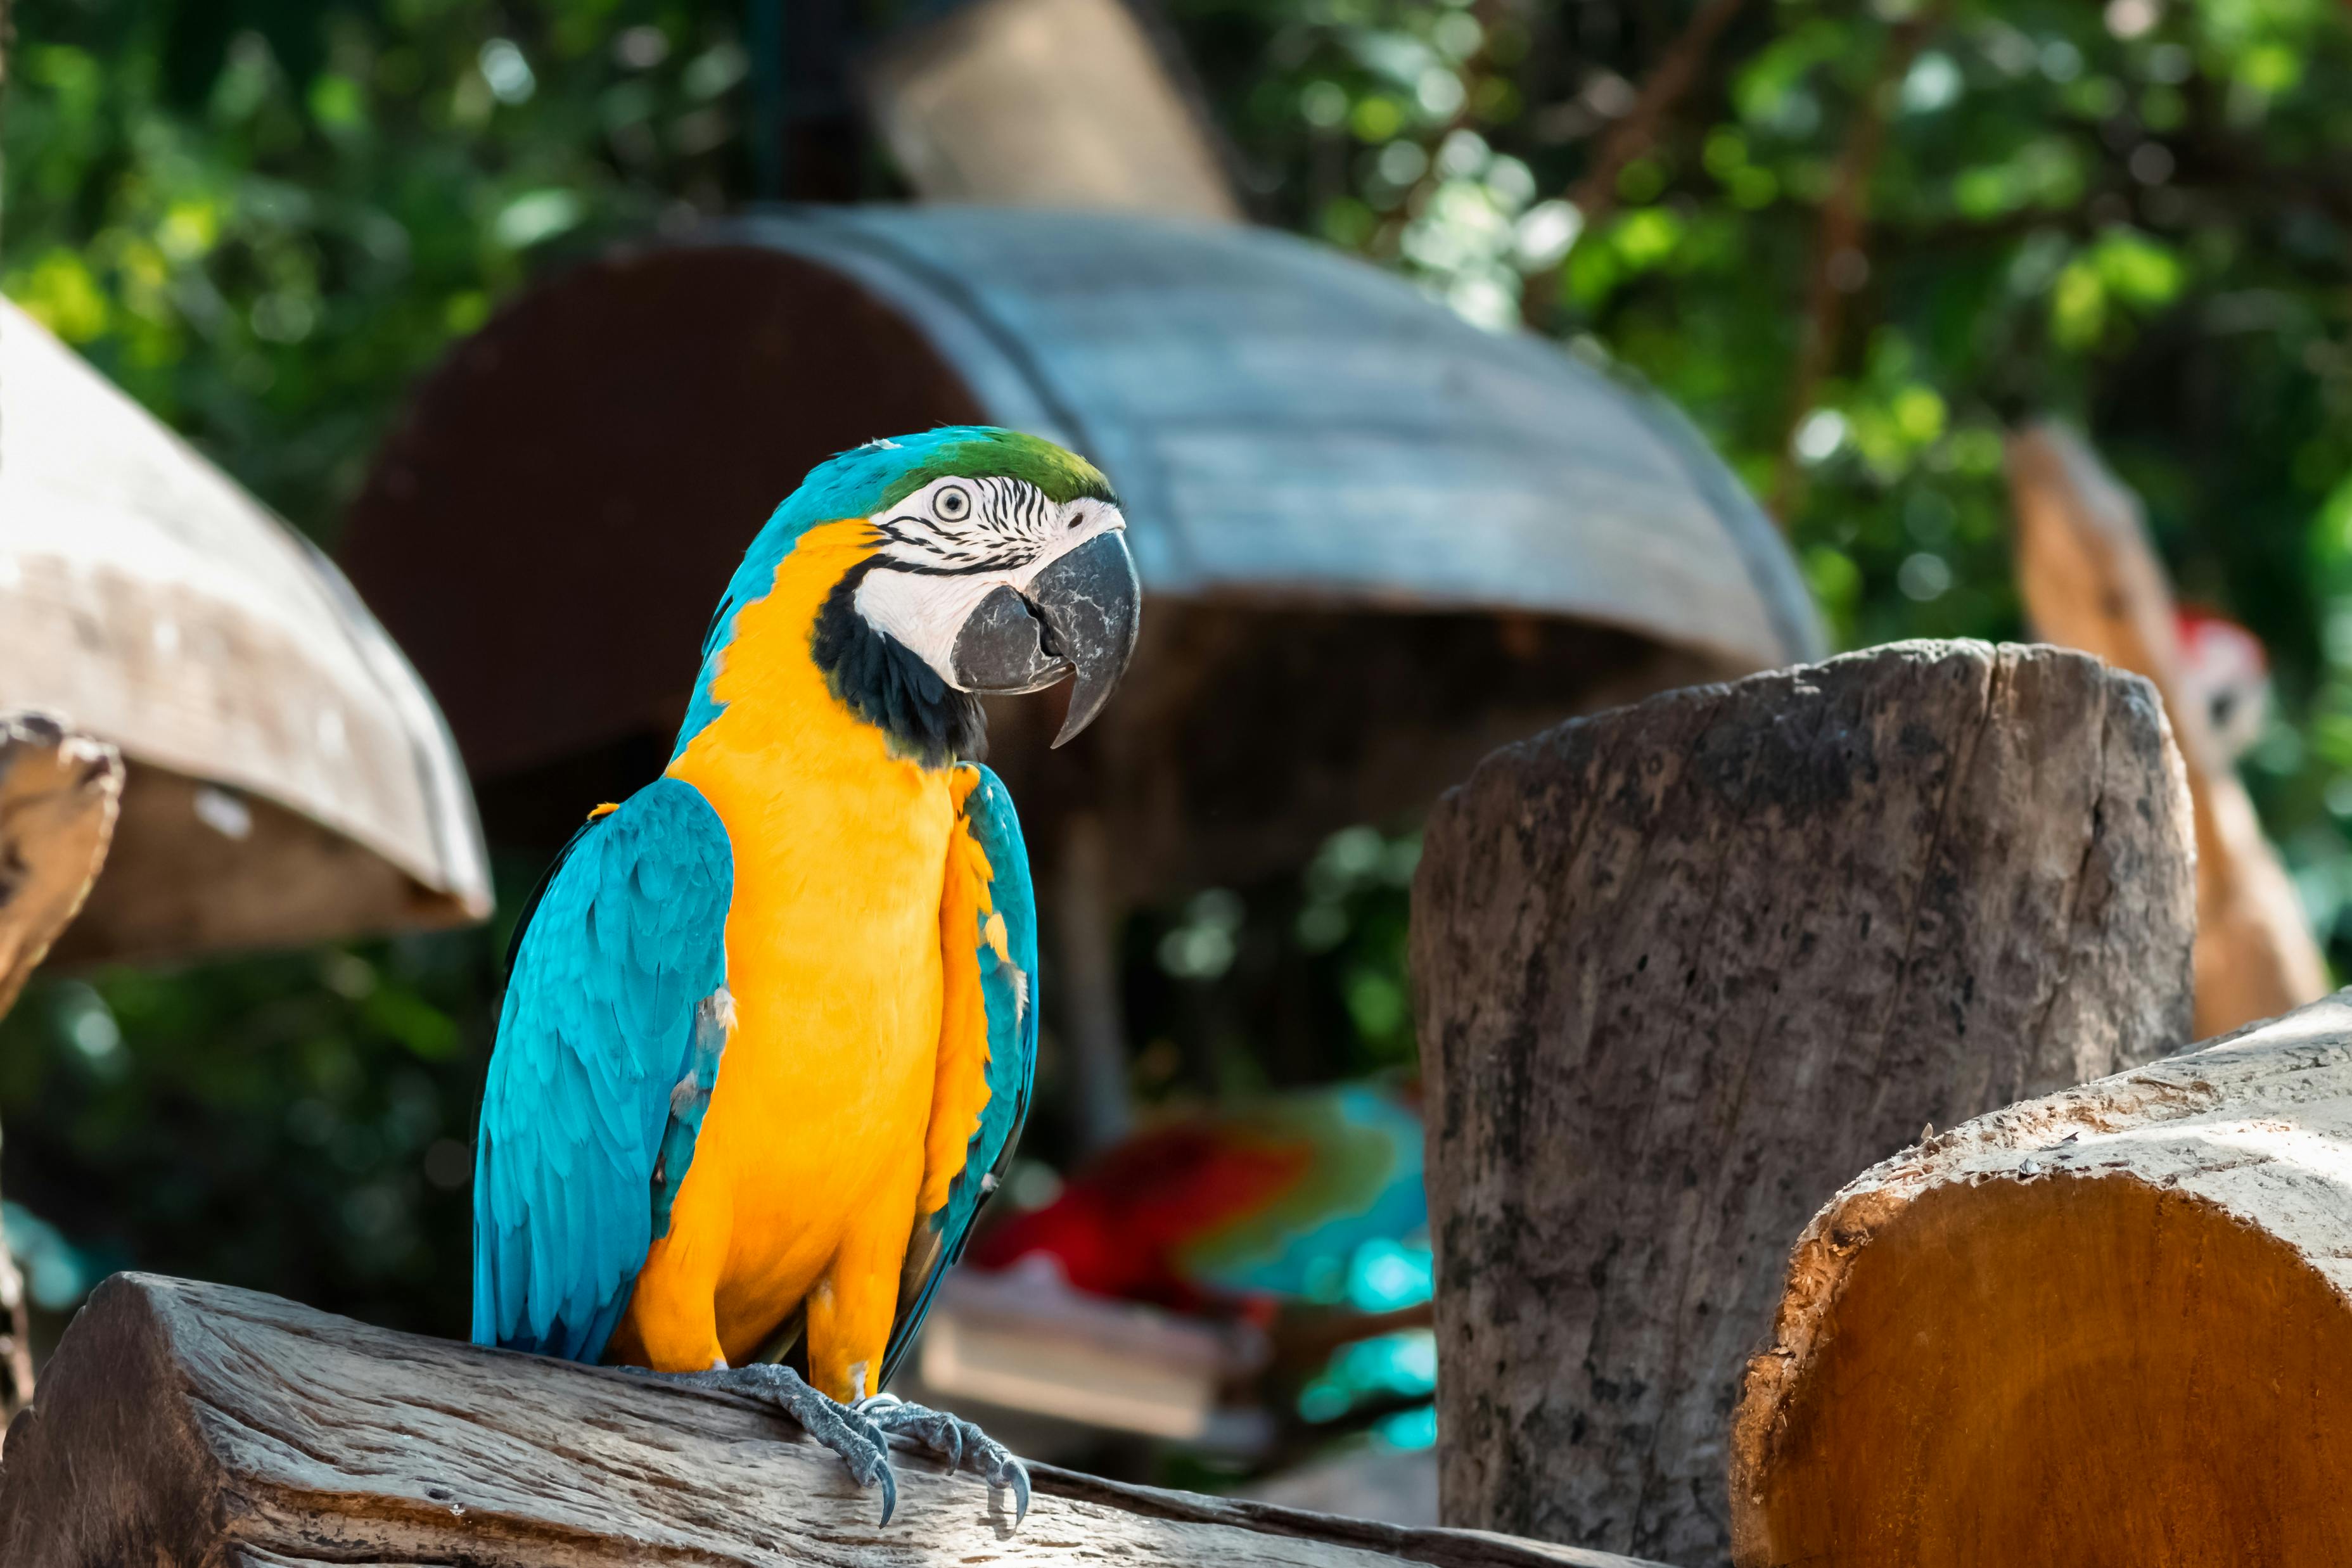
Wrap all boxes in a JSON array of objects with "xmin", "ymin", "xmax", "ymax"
[{"xmin": 0, "ymin": 298, "xmax": 489, "ymax": 962}]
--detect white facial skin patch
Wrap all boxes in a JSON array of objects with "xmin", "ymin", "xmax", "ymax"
[{"xmin": 853, "ymin": 478, "xmax": 1126, "ymax": 688}]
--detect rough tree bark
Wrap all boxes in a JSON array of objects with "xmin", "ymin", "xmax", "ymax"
[
  {"xmin": 1411, "ymin": 641, "xmax": 2196, "ymax": 1565},
  {"xmin": 1730, "ymin": 990, "xmax": 2352, "ymax": 1567},
  {"xmin": 0, "ymin": 1274, "xmax": 1673, "ymax": 1568},
  {"xmin": 0, "ymin": 713, "xmax": 125, "ymax": 1432},
  {"xmin": 2006, "ymin": 420, "xmax": 2327, "ymax": 1036}
]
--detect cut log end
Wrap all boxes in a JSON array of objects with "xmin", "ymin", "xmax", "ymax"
[
  {"xmin": 1734, "ymin": 1173, "xmax": 2352, "ymax": 1565},
  {"xmin": 1730, "ymin": 995, "xmax": 2352, "ymax": 1567}
]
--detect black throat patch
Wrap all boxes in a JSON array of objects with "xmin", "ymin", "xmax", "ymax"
[{"xmin": 810, "ymin": 560, "xmax": 987, "ymax": 768}]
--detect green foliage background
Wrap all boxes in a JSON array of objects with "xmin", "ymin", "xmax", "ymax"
[{"xmin": 7, "ymin": 0, "xmax": 2352, "ymax": 1337}]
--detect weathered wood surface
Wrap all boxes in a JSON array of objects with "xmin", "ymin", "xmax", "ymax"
[
  {"xmin": 862, "ymin": 0, "xmax": 1243, "ymax": 220},
  {"xmin": 2007, "ymin": 420, "xmax": 2327, "ymax": 1036},
  {"xmin": 0, "ymin": 1274, "xmax": 1674, "ymax": 1568},
  {"xmin": 53, "ymin": 765, "xmax": 464, "ymax": 967},
  {"xmin": 0, "ymin": 713, "xmax": 124, "ymax": 1430},
  {"xmin": 1, "ymin": 295, "xmax": 489, "ymax": 961},
  {"xmin": 1411, "ymin": 640, "xmax": 2197, "ymax": 1566},
  {"xmin": 1730, "ymin": 990, "xmax": 2352, "ymax": 1567}
]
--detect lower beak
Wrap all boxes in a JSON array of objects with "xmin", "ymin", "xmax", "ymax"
[{"xmin": 949, "ymin": 531, "xmax": 1142, "ymax": 747}]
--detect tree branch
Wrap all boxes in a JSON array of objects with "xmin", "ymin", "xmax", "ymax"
[
  {"xmin": 1767, "ymin": 4, "xmax": 1948, "ymax": 524},
  {"xmin": 1523, "ymin": 0, "xmax": 1753, "ymax": 328}
]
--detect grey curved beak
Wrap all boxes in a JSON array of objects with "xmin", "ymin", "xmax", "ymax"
[{"xmin": 949, "ymin": 530, "xmax": 1142, "ymax": 747}]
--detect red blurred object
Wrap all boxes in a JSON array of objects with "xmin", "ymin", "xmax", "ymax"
[
  {"xmin": 975, "ymin": 1126, "xmax": 1308, "ymax": 1313},
  {"xmin": 971, "ymin": 1081, "xmax": 1426, "ymax": 1322},
  {"xmin": 2175, "ymin": 604, "xmax": 2270, "ymax": 763}
]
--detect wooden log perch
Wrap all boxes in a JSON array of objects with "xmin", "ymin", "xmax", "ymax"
[
  {"xmin": 1411, "ymin": 641, "xmax": 2196, "ymax": 1565},
  {"xmin": 2006, "ymin": 420, "xmax": 2327, "ymax": 1036},
  {"xmin": 0, "ymin": 711, "xmax": 124, "ymax": 1019},
  {"xmin": 0, "ymin": 1273, "xmax": 1675, "ymax": 1568},
  {"xmin": 1730, "ymin": 990, "xmax": 2352, "ymax": 1567}
]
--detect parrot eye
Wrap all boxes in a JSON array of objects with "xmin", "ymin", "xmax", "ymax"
[{"xmin": 935, "ymin": 485, "xmax": 973, "ymax": 522}]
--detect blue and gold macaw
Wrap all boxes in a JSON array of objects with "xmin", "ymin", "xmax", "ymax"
[{"xmin": 472, "ymin": 428, "xmax": 1141, "ymax": 1523}]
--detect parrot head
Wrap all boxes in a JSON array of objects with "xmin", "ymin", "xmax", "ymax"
[
  {"xmin": 848, "ymin": 435, "xmax": 1139, "ymax": 747},
  {"xmin": 679, "ymin": 426, "xmax": 1143, "ymax": 765}
]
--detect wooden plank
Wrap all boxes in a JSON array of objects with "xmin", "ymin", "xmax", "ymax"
[
  {"xmin": 1730, "ymin": 992, "xmax": 2352, "ymax": 1566},
  {"xmin": 0, "ymin": 1273, "xmax": 1676, "ymax": 1568},
  {"xmin": 1410, "ymin": 641, "xmax": 2197, "ymax": 1565}
]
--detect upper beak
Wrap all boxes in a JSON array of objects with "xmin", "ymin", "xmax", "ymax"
[{"xmin": 949, "ymin": 530, "xmax": 1142, "ymax": 747}]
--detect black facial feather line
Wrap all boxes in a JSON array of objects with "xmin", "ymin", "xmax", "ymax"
[{"xmin": 810, "ymin": 559, "xmax": 986, "ymax": 768}]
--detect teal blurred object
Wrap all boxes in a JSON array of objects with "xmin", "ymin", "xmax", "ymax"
[
  {"xmin": 1375, "ymin": 1403, "xmax": 1439, "ymax": 1450},
  {"xmin": 1298, "ymin": 1328, "xmax": 1439, "ymax": 1448},
  {"xmin": 4, "ymin": 1202, "xmax": 105, "ymax": 1313},
  {"xmin": 1339, "ymin": 1235, "xmax": 1435, "ymax": 1314}
]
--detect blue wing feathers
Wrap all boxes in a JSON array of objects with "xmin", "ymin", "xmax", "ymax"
[
  {"xmin": 962, "ymin": 765, "xmax": 1041, "ymax": 1213},
  {"xmin": 472, "ymin": 777, "xmax": 732, "ymax": 1362},
  {"xmin": 880, "ymin": 764, "xmax": 1039, "ymax": 1387}
]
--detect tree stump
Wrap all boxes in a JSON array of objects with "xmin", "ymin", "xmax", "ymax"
[
  {"xmin": 1410, "ymin": 641, "xmax": 2196, "ymax": 1565},
  {"xmin": 1730, "ymin": 990, "xmax": 2352, "ymax": 1567},
  {"xmin": 0, "ymin": 1273, "xmax": 1674, "ymax": 1568}
]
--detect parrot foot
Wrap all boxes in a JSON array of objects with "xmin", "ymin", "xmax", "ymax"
[
  {"xmin": 661, "ymin": 1364, "xmax": 899, "ymax": 1526},
  {"xmin": 858, "ymin": 1393, "xmax": 1032, "ymax": 1527}
]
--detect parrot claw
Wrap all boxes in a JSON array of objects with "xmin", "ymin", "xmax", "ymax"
[
  {"xmin": 858, "ymin": 1393, "xmax": 1032, "ymax": 1527},
  {"xmin": 658, "ymin": 1364, "xmax": 900, "ymax": 1526},
  {"xmin": 997, "ymin": 1453, "xmax": 1032, "ymax": 1529}
]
